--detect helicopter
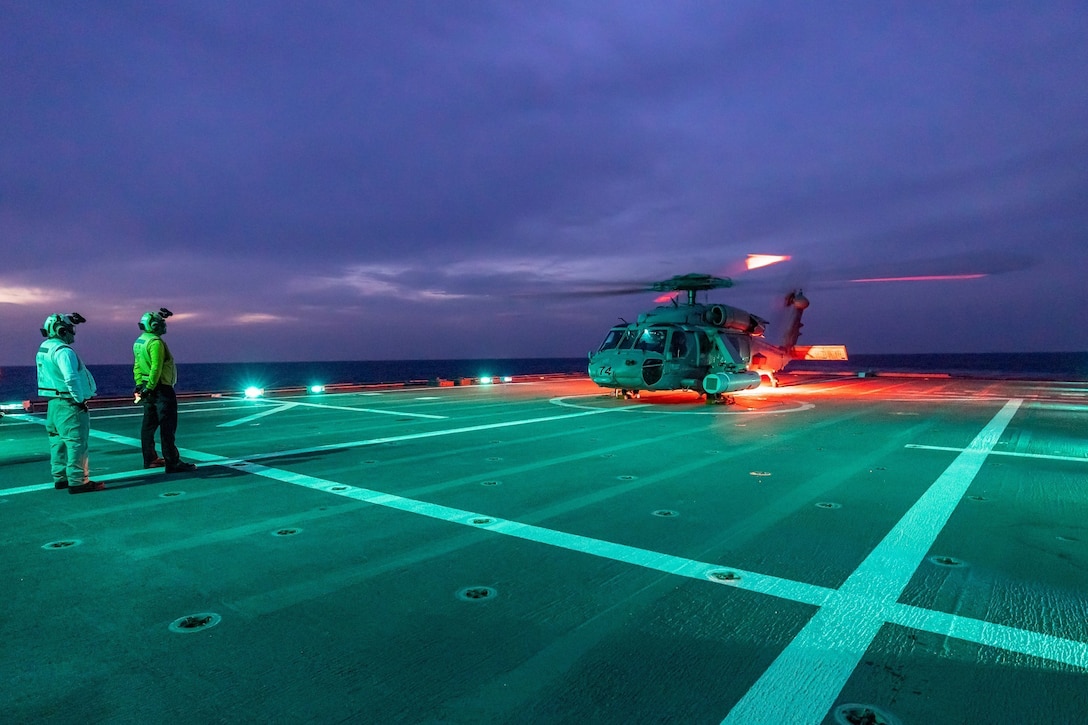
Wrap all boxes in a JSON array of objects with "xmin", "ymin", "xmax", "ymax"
[{"xmin": 587, "ymin": 272, "xmax": 846, "ymax": 402}]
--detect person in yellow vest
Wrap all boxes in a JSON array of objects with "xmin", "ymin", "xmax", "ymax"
[
  {"xmin": 133, "ymin": 308, "xmax": 196, "ymax": 473},
  {"xmin": 36, "ymin": 312, "xmax": 104, "ymax": 493}
]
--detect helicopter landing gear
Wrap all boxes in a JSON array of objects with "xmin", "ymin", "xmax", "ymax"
[
  {"xmin": 611, "ymin": 388, "xmax": 640, "ymax": 399},
  {"xmin": 706, "ymin": 393, "xmax": 736, "ymax": 405}
]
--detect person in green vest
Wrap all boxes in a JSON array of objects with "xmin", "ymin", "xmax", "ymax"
[
  {"xmin": 133, "ymin": 308, "xmax": 196, "ymax": 473},
  {"xmin": 36, "ymin": 312, "xmax": 104, "ymax": 493}
]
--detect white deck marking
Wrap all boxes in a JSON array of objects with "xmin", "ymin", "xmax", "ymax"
[
  {"xmin": 10, "ymin": 397, "xmax": 1087, "ymax": 721},
  {"xmin": 264, "ymin": 397, "xmax": 448, "ymax": 419},
  {"xmin": 906, "ymin": 443, "xmax": 1088, "ymax": 463},
  {"xmin": 218, "ymin": 402, "xmax": 298, "ymax": 427},
  {"xmin": 888, "ymin": 603, "xmax": 1088, "ymax": 669},
  {"xmin": 721, "ymin": 398, "xmax": 1023, "ymax": 725}
]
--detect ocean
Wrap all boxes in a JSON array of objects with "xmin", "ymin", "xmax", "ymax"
[
  {"xmin": 0, "ymin": 358, "xmax": 589, "ymax": 401},
  {"xmin": 2, "ymin": 352, "xmax": 1086, "ymax": 402}
]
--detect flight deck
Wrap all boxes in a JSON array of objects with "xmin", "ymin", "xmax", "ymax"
[{"xmin": 2, "ymin": 373, "xmax": 1087, "ymax": 724}]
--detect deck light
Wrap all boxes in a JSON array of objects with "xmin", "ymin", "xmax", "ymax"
[
  {"xmin": 479, "ymin": 376, "xmax": 493, "ymax": 384},
  {"xmin": 309, "ymin": 385, "xmax": 326, "ymax": 394},
  {"xmin": 244, "ymin": 386, "xmax": 264, "ymax": 399}
]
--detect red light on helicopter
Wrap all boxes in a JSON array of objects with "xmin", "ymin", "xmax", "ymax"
[
  {"xmin": 746, "ymin": 254, "xmax": 791, "ymax": 271},
  {"xmin": 654, "ymin": 292, "xmax": 679, "ymax": 304},
  {"xmin": 850, "ymin": 274, "xmax": 986, "ymax": 283}
]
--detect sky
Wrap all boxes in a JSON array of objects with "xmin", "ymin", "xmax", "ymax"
[{"xmin": 2, "ymin": 1, "xmax": 1087, "ymax": 365}]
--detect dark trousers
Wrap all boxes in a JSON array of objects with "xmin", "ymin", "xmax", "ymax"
[{"xmin": 141, "ymin": 384, "xmax": 180, "ymax": 466}]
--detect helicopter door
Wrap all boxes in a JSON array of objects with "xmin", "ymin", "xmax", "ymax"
[
  {"xmin": 633, "ymin": 327, "xmax": 668, "ymax": 385},
  {"xmin": 668, "ymin": 329, "xmax": 695, "ymax": 363},
  {"xmin": 695, "ymin": 331, "xmax": 713, "ymax": 366}
]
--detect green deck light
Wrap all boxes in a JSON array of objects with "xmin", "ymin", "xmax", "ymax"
[
  {"xmin": 310, "ymin": 385, "xmax": 326, "ymax": 393},
  {"xmin": 244, "ymin": 386, "xmax": 264, "ymax": 399}
]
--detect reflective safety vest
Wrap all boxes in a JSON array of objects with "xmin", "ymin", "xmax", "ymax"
[
  {"xmin": 36, "ymin": 338, "xmax": 97, "ymax": 401},
  {"xmin": 133, "ymin": 332, "xmax": 177, "ymax": 388}
]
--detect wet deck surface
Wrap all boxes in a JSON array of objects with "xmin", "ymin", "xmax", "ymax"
[{"xmin": 3, "ymin": 373, "xmax": 1088, "ymax": 724}]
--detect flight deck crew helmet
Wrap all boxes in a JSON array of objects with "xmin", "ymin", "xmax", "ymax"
[
  {"xmin": 139, "ymin": 307, "xmax": 173, "ymax": 335},
  {"xmin": 41, "ymin": 313, "xmax": 86, "ymax": 344}
]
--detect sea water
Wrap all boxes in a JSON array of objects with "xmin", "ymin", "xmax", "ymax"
[
  {"xmin": 1, "ymin": 353, "xmax": 1086, "ymax": 402},
  {"xmin": 0, "ymin": 358, "xmax": 589, "ymax": 401}
]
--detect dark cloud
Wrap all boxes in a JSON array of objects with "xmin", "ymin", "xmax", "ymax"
[{"xmin": 2, "ymin": 1, "xmax": 1087, "ymax": 363}]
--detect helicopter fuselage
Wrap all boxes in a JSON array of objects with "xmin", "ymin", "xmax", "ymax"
[{"xmin": 587, "ymin": 302, "xmax": 778, "ymax": 395}]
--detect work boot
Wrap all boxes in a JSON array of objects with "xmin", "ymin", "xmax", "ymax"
[
  {"xmin": 54, "ymin": 480, "xmax": 69, "ymax": 490},
  {"xmin": 165, "ymin": 461, "xmax": 197, "ymax": 473},
  {"xmin": 68, "ymin": 481, "xmax": 106, "ymax": 494}
]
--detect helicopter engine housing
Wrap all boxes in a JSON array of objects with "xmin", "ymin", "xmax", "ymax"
[
  {"xmin": 704, "ymin": 304, "xmax": 766, "ymax": 335},
  {"xmin": 702, "ymin": 370, "xmax": 762, "ymax": 394}
]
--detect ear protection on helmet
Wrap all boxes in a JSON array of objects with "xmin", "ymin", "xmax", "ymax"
[
  {"xmin": 41, "ymin": 312, "xmax": 86, "ymax": 343},
  {"xmin": 138, "ymin": 307, "xmax": 173, "ymax": 334}
]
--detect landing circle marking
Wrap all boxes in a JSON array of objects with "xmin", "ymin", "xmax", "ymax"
[{"xmin": 550, "ymin": 394, "xmax": 814, "ymax": 416}]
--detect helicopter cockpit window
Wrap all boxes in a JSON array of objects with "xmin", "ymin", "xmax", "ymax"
[
  {"xmin": 617, "ymin": 329, "xmax": 639, "ymax": 349},
  {"xmin": 634, "ymin": 328, "xmax": 667, "ymax": 354},
  {"xmin": 598, "ymin": 328, "xmax": 626, "ymax": 351}
]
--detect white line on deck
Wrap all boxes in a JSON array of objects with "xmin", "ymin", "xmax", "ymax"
[
  {"xmin": 906, "ymin": 443, "xmax": 1088, "ymax": 463},
  {"xmin": 218, "ymin": 402, "xmax": 298, "ymax": 427},
  {"xmin": 227, "ymin": 459, "xmax": 838, "ymax": 607},
  {"xmin": 272, "ymin": 398, "xmax": 448, "ymax": 419},
  {"xmin": 721, "ymin": 398, "xmax": 1023, "ymax": 725}
]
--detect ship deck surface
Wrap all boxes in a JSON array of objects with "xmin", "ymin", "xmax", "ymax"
[{"xmin": 2, "ymin": 373, "xmax": 1087, "ymax": 724}]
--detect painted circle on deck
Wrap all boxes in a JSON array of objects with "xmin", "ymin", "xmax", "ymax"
[
  {"xmin": 169, "ymin": 612, "xmax": 222, "ymax": 634},
  {"xmin": 549, "ymin": 394, "xmax": 815, "ymax": 416}
]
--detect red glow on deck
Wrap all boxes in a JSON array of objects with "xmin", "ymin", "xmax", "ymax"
[
  {"xmin": 850, "ymin": 274, "xmax": 987, "ymax": 283},
  {"xmin": 746, "ymin": 254, "xmax": 791, "ymax": 271}
]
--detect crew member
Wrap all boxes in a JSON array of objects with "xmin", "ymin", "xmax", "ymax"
[
  {"xmin": 133, "ymin": 309, "xmax": 196, "ymax": 473},
  {"xmin": 36, "ymin": 313, "xmax": 103, "ymax": 493}
]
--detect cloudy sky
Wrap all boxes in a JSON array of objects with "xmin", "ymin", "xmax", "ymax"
[{"xmin": 2, "ymin": 1, "xmax": 1086, "ymax": 365}]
